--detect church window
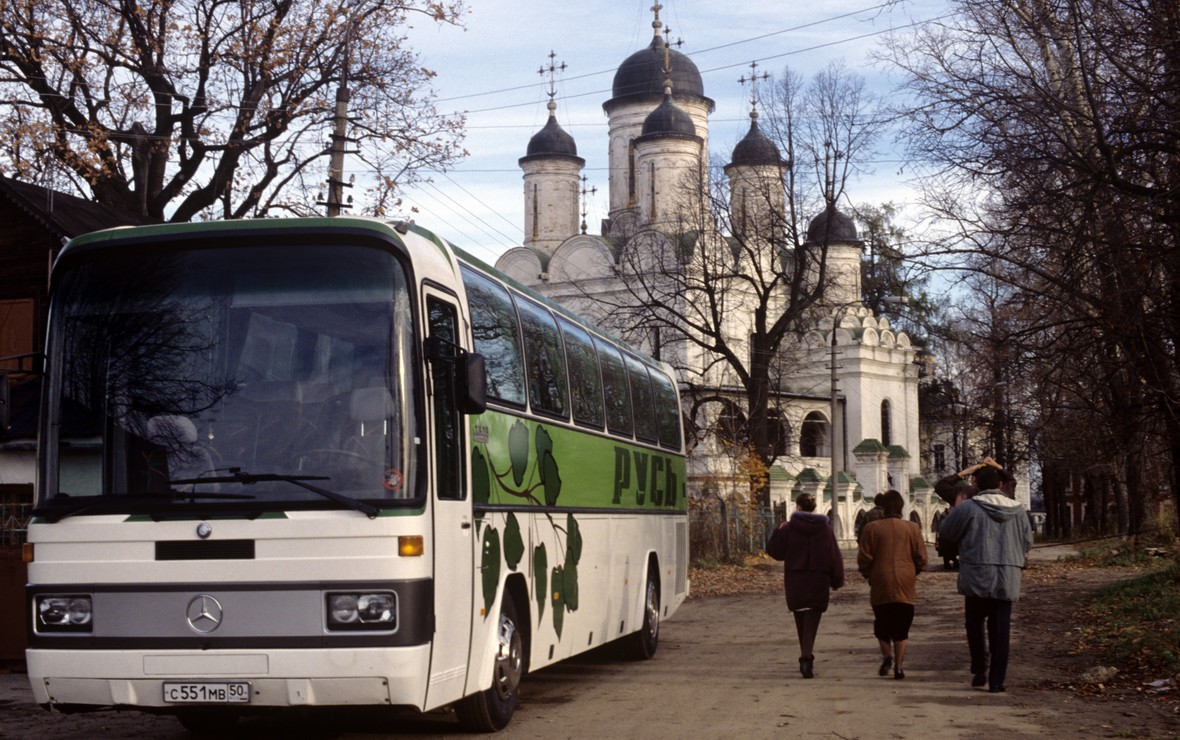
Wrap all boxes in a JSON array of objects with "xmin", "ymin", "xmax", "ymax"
[
  {"xmin": 800, "ymin": 411, "xmax": 828, "ymax": 458},
  {"xmin": 881, "ymin": 399, "xmax": 892, "ymax": 447},
  {"xmin": 627, "ymin": 140, "xmax": 636, "ymax": 205},
  {"xmin": 713, "ymin": 401, "xmax": 747, "ymax": 449},
  {"xmin": 649, "ymin": 162, "xmax": 657, "ymax": 219},
  {"xmin": 933, "ymin": 444, "xmax": 946, "ymax": 474},
  {"xmin": 531, "ymin": 183, "xmax": 539, "ymax": 239}
]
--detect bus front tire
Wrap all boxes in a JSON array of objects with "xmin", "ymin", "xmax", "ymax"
[
  {"xmin": 456, "ymin": 597, "xmax": 523, "ymax": 732},
  {"xmin": 625, "ymin": 565, "xmax": 660, "ymax": 660}
]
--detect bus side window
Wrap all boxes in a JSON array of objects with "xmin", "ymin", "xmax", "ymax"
[
  {"xmin": 514, "ymin": 295, "xmax": 568, "ymax": 419},
  {"xmin": 624, "ymin": 353, "xmax": 657, "ymax": 443},
  {"xmin": 649, "ymin": 368, "xmax": 682, "ymax": 450},
  {"xmin": 460, "ymin": 267, "xmax": 526, "ymax": 407},
  {"xmin": 427, "ymin": 297, "xmax": 464, "ymax": 501},
  {"xmin": 594, "ymin": 338, "xmax": 633, "ymax": 437},
  {"xmin": 558, "ymin": 318, "xmax": 604, "ymax": 429}
]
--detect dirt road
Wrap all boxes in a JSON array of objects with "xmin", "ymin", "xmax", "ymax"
[{"xmin": 2, "ymin": 544, "xmax": 1177, "ymax": 739}]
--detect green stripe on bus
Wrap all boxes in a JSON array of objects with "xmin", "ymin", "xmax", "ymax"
[{"xmin": 470, "ymin": 410, "xmax": 686, "ymax": 511}]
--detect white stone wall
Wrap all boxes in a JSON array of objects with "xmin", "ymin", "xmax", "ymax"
[
  {"xmin": 605, "ymin": 98, "xmax": 712, "ymax": 217},
  {"xmin": 634, "ymin": 137, "xmax": 703, "ymax": 228},
  {"xmin": 521, "ymin": 158, "xmax": 582, "ymax": 254}
]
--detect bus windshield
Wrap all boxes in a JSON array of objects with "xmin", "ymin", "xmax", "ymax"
[{"xmin": 39, "ymin": 243, "xmax": 422, "ymax": 517}]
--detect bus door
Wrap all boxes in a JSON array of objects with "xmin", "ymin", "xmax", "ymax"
[{"xmin": 423, "ymin": 290, "xmax": 475, "ymax": 707}]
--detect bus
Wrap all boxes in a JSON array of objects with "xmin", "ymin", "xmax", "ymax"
[{"xmin": 10, "ymin": 217, "xmax": 688, "ymax": 733}]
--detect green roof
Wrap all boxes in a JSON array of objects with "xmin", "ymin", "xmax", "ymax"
[
  {"xmin": 908, "ymin": 476, "xmax": 931, "ymax": 491},
  {"xmin": 795, "ymin": 467, "xmax": 823, "ymax": 483},
  {"xmin": 853, "ymin": 438, "xmax": 888, "ymax": 454},
  {"xmin": 769, "ymin": 467, "xmax": 795, "ymax": 482},
  {"xmin": 887, "ymin": 445, "xmax": 910, "ymax": 459}
]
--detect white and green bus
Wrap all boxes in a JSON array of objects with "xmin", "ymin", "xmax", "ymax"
[{"xmin": 12, "ymin": 217, "xmax": 688, "ymax": 732}]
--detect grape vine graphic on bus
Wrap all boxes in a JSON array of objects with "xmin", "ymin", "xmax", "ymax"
[{"xmin": 471, "ymin": 418, "xmax": 581, "ymax": 638}]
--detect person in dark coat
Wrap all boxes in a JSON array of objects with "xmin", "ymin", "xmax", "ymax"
[{"xmin": 766, "ymin": 493, "xmax": 845, "ymax": 678}]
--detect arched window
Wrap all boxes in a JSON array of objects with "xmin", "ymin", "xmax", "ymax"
[
  {"xmin": 881, "ymin": 399, "xmax": 892, "ymax": 447},
  {"xmin": 800, "ymin": 411, "xmax": 828, "ymax": 458},
  {"xmin": 713, "ymin": 400, "xmax": 747, "ymax": 450}
]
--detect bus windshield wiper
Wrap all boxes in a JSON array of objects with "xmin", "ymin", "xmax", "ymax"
[
  {"xmin": 171, "ymin": 468, "xmax": 380, "ymax": 518},
  {"xmin": 36, "ymin": 490, "xmax": 256, "ymax": 523}
]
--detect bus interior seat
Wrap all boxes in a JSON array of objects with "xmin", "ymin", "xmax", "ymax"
[{"xmin": 145, "ymin": 414, "xmax": 218, "ymax": 492}]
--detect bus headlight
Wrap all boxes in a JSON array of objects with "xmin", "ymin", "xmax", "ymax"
[
  {"xmin": 326, "ymin": 592, "xmax": 397, "ymax": 630},
  {"xmin": 35, "ymin": 594, "xmax": 93, "ymax": 632}
]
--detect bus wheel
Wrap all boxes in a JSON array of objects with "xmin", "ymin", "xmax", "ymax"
[
  {"xmin": 456, "ymin": 597, "xmax": 523, "ymax": 732},
  {"xmin": 175, "ymin": 709, "xmax": 239, "ymax": 734},
  {"xmin": 626, "ymin": 565, "xmax": 660, "ymax": 660}
]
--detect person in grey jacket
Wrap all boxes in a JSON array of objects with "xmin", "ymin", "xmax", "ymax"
[{"xmin": 937, "ymin": 464, "xmax": 1033, "ymax": 693}]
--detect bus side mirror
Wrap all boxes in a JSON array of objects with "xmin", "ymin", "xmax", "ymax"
[
  {"xmin": 0, "ymin": 373, "xmax": 8, "ymax": 433},
  {"xmin": 460, "ymin": 354, "xmax": 487, "ymax": 415}
]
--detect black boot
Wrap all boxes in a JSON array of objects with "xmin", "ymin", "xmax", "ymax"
[{"xmin": 799, "ymin": 656, "xmax": 814, "ymax": 679}]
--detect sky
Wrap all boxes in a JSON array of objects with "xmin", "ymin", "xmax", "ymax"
[{"xmin": 395, "ymin": 0, "xmax": 952, "ymax": 265}]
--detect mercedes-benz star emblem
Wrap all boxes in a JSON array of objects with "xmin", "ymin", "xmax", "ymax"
[{"xmin": 186, "ymin": 594, "xmax": 224, "ymax": 634}]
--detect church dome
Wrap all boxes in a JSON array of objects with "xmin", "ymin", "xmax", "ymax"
[
  {"xmin": 525, "ymin": 114, "xmax": 578, "ymax": 158},
  {"xmin": 805, "ymin": 206, "xmax": 859, "ymax": 244},
  {"xmin": 729, "ymin": 115, "xmax": 782, "ymax": 167},
  {"xmin": 609, "ymin": 36, "xmax": 706, "ymax": 104},
  {"xmin": 641, "ymin": 93, "xmax": 697, "ymax": 137}
]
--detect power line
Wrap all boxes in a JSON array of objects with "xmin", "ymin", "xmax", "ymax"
[
  {"xmin": 440, "ymin": 172, "xmax": 520, "ymax": 234},
  {"xmin": 434, "ymin": 2, "xmax": 898, "ymax": 104}
]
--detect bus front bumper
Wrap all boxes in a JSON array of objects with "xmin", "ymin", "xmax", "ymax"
[{"xmin": 26, "ymin": 646, "xmax": 432, "ymax": 710}]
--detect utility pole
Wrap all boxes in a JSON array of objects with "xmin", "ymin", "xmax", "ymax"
[
  {"xmin": 325, "ymin": 84, "xmax": 354, "ymax": 217},
  {"xmin": 322, "ymin": 14, "xmax": 356, "ymax": 217}
]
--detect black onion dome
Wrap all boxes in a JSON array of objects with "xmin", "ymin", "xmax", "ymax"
[
  {"xmin": 525, "ymin": 115, "xmax": 578, "ymax": 158},
  {"xmin": 806, "ymin": 206, "xmax": 859, "ymax": 244},
  {"xmin": 641, "ymin": 93, "xmax": 696, "ymax": 137},
  {"xmin": 729, "ymin": 117, "xmax": 782, "ymax": 167},
  {"xmin": 609, "ymin": 36, "xmax": 707, "ymax": 104}
]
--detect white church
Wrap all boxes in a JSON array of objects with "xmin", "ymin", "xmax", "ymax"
[{"xmin": 491, "ymin": 8, "xmax": 938, "ymax": 544}]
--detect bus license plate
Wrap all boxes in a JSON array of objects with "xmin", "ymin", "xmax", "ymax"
[{"xmin": 163, "ymin": 682, "xmax": 251, "ymax": 704}]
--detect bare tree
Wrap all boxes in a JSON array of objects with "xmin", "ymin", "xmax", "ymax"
[
  {"xmin": 0, "ymin": 0, "xmax": 466, "ymax": 220},
  {"xmin": 886, "ymin": 0, "xmax": 1180, "ymax": 531}
]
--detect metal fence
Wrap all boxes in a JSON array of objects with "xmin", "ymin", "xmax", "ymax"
[
  {"xmin": 689, "ymin": 498, "xmax": 783, "ymax": 562},
  {"xmin": 1, "ymin": 502, "xmax": 31, "ymax": 546}
]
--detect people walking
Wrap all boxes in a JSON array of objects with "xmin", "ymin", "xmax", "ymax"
[
  {"xmin": 934, "ymin": 456, "xmax": 1014, "ymax": 506},
  {"xmin": 765, "ymin": 493, "xmax": 845, "ymax": 679},
  {"xmin": 856, "ymin": 489, "xmax": 928, "ymax": 680},
  {"xmin": 936, "ymin": 463, "xmax": 1034, "ymax": 693},
  {"xmin": 856, "ymin": 493, "xmax": 887, "ymax": 543}
]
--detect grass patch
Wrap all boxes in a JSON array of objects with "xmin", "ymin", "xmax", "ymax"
[
  {"xmin": 1072, "ymin": 544, "xmax": 1167, "ymax": 568},
  {"xmin": 1074, "ymin": 562, "xmax": 1180, "ymax": 678}
]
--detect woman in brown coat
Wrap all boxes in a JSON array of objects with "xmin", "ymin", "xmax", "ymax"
[{"xmin": 856, "ymin": 489, "xmax": 928, "ymax": 679}]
